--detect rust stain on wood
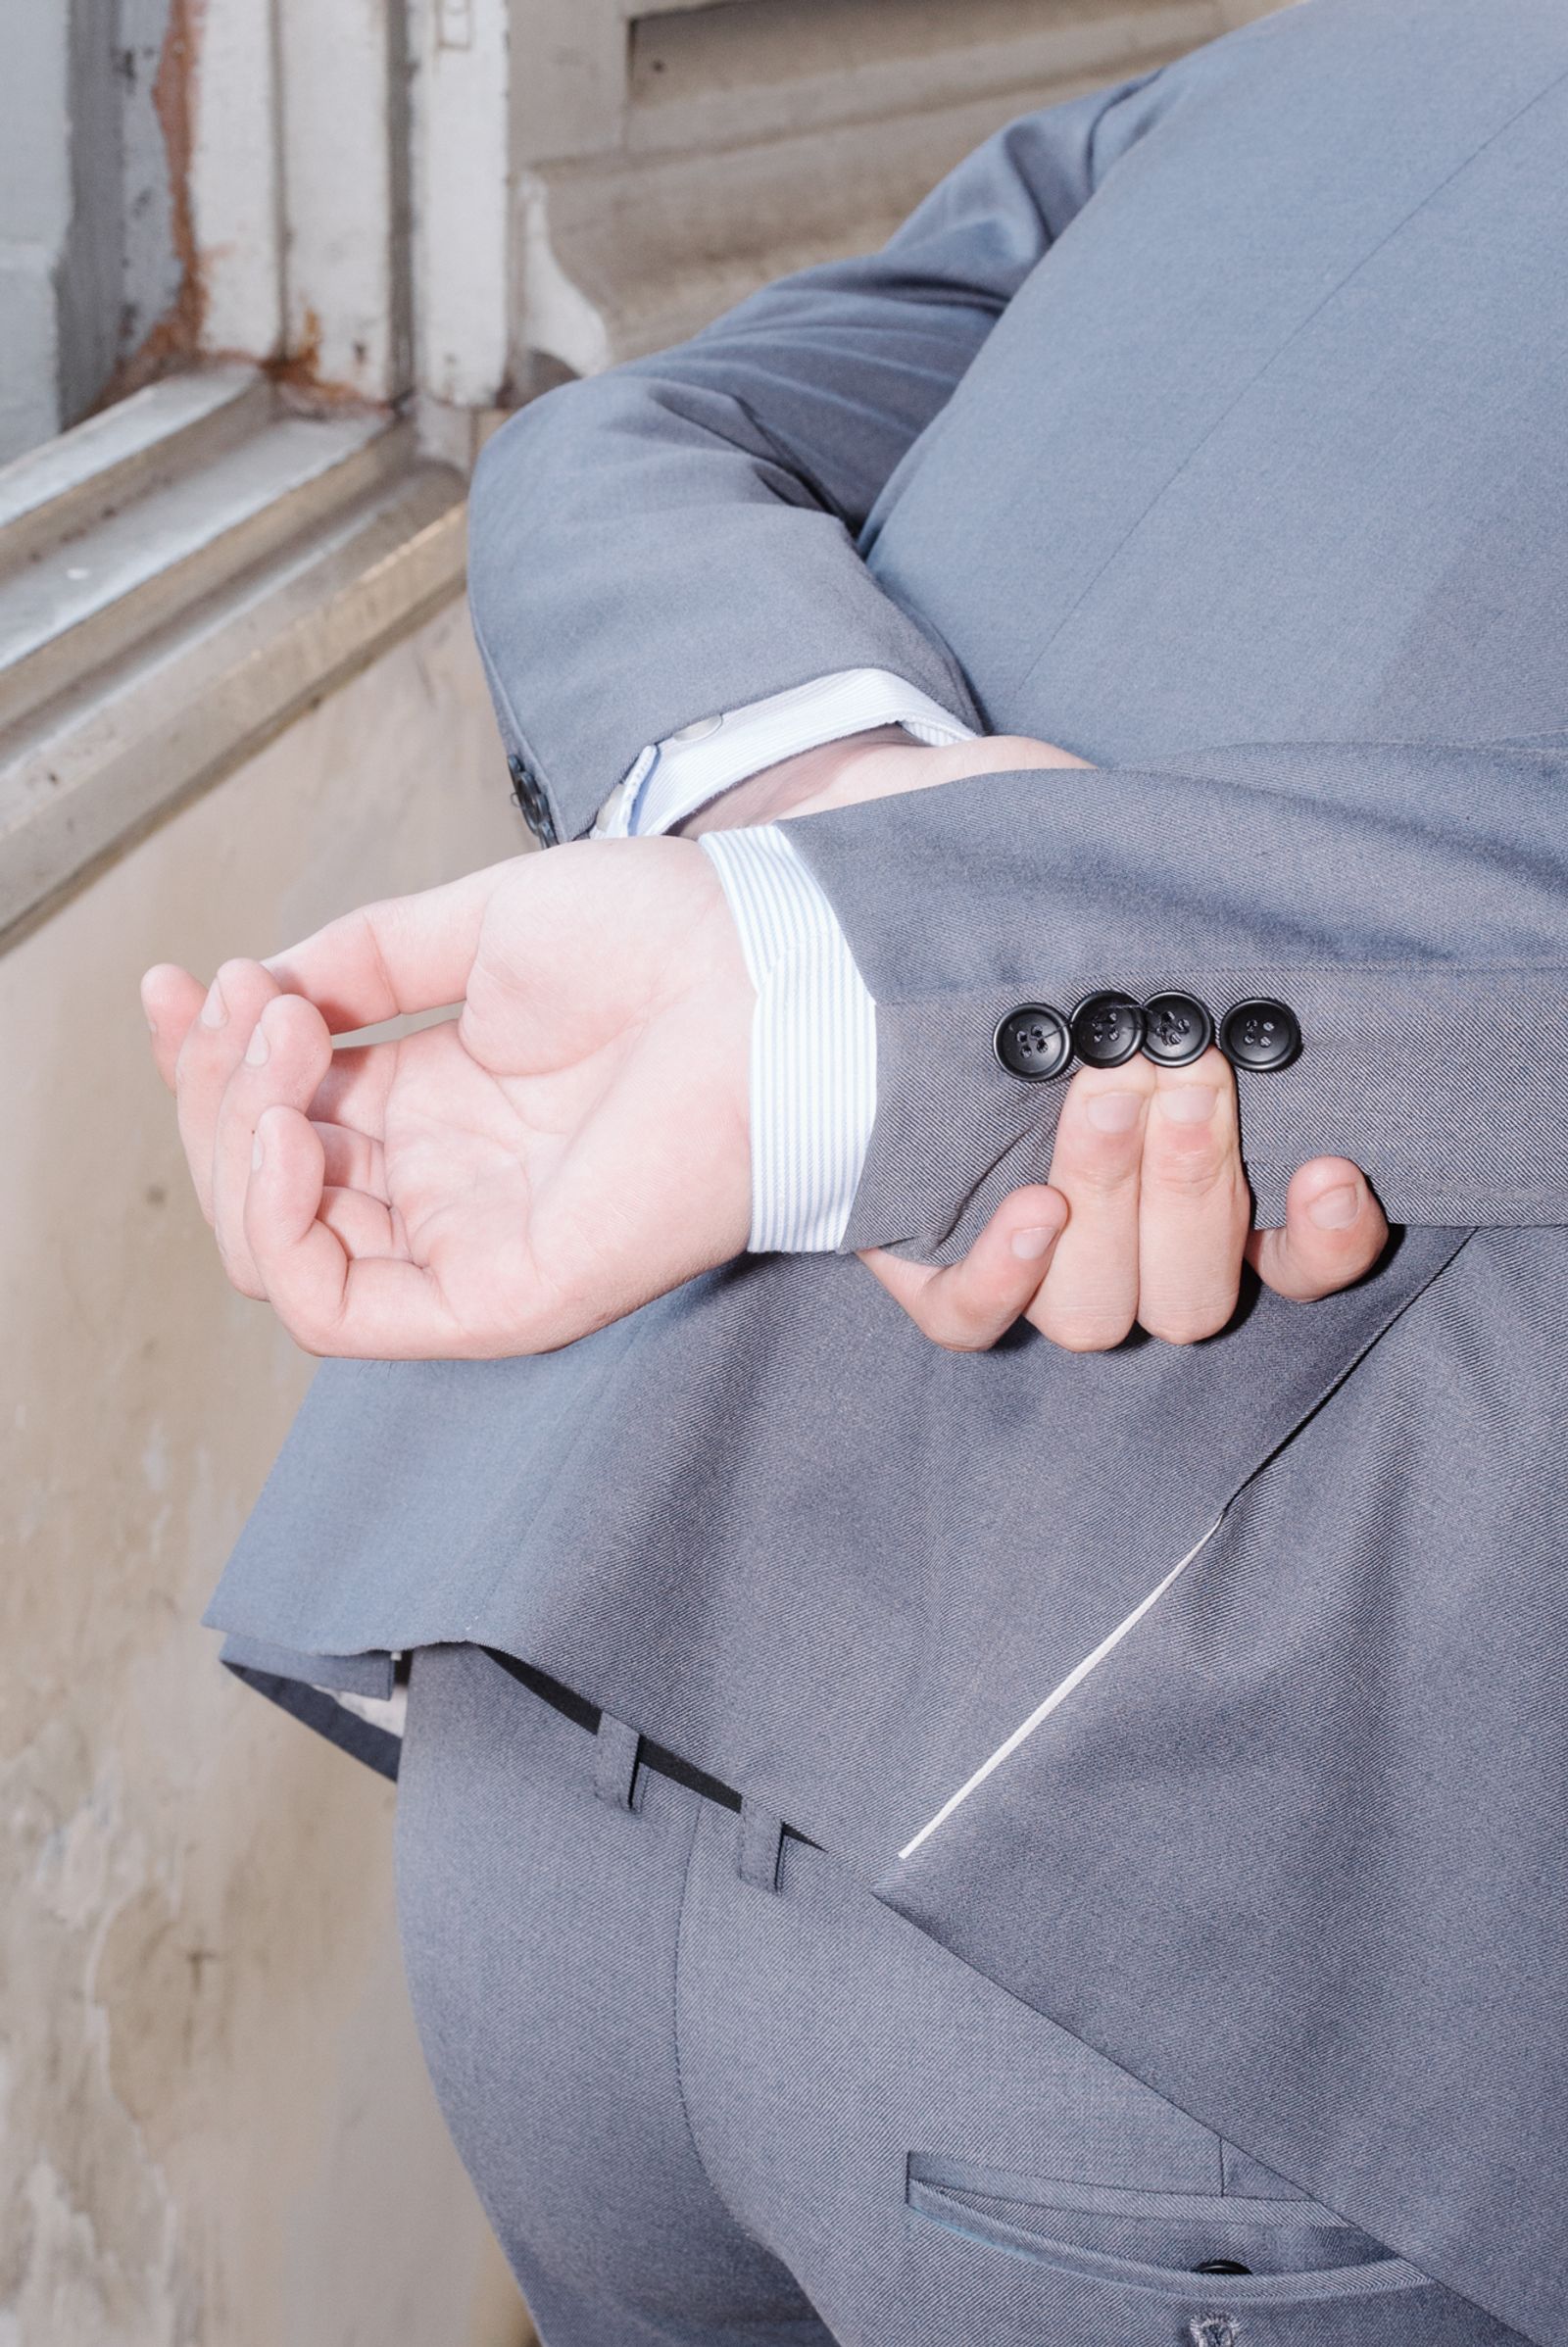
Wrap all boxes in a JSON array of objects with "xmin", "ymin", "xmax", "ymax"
[
  {"xmin": 271, "ymin": 309, "xmax": 386, "ymax": 412},
  {"xmin": 96, "ymin": 0, "xmax": 207, "ymax": 410}
]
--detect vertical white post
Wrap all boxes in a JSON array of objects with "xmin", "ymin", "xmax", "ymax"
[
  {"xmin": 276, "ymin": 0, "xmax": 406, "ymax": 400},
  {"xmin": 410, "ymin": 0, "xmax": 512, "ymax": 411},
  {"xmin": 189, "ymin": 0, "xmax": 285, "ymax": 362}
]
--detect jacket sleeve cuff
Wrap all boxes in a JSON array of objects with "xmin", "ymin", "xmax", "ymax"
[
  {"xmin": 698, "ymin": 824, "xmax": 877, "ymax": 1252},
  {"xmin": 597, "ymin": 669, "xmax": 974, "ymax": 837}
]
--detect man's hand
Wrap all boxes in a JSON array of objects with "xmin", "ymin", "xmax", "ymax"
[
  {"xmin": 141, "ymin": 839, "xmax": 753, "ymax": 1358},
  {"xmin": 859, "ymin": 1051, "xmax": 1388, "ymax": 1353},
  {"xmin": 143, "ymin": 747, "xmax": 1387, "ymax": 1364},
  {"xmin": 690, "ymin": 724, "xmax": 1389, "ymax": 1350}
]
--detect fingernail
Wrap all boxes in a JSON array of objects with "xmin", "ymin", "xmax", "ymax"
[
  {"xmin": 251, "ymin": 1131, "xmax": 266, "ymax": 1171},
  {"xmin": 200, "ymin": 980, "xmax": 226, "ymax": 1028},
  {"xmin": 1085, "ymin": 1090, "xmax": 1142, "ymax": 1134},
  {"xmin": 1010, "ymin": 1224, "xmax": 1058, "ymax": 1261},
  {"xmin": 1157, "ymin": 1086, "xmax": 1217, "ymax": 1124},
  {"xmin": 145, "ymin": 1012, "xmax": 158, "ymax": 1038},
  {"xmin": 244, "ymin": 1023, "xmax": 270, "ymax": 1066},
  {"xmin": 1307, "ymin": 1182, "xmax": 1359, "ymax": 1230}
]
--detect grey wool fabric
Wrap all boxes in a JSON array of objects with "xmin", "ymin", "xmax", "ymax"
[
  {"xmin": 207, "ymin": 2, "xmax": 1568, "ymax": 2339},
  {"xmin": 396, "ymin": 1644, "xmax": 1525, "ymax": 2346}
]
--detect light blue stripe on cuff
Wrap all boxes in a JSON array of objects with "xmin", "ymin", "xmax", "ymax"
[
  {"xmin": 600, "ymin": 670, "xmax": 976, "ymax": 840},
  {"xmin": 698, "ymin": 824, "xmax": 877, "ymax": 1253}
]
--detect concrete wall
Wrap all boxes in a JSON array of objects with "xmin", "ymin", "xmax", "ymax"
[{"xmin": 0, "ymin": 598, "xmax": 532, "ymax": 2347}]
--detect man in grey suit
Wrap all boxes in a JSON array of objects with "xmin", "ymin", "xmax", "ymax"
[{"xmin": 143, "ymin": 0, "xmax": 1568, "ymax": 2338}]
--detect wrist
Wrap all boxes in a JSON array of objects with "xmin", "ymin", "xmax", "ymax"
[{"xmin": 674, "ymin": 726, "xmax": 917, "ymax": 836}]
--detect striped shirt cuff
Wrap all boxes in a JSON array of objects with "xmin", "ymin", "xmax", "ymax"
[
  {"xmin": 698, "ymin": 824, "xmax": 877, "ymax": 1253},
  {"xmin": 596, "ymin": 668, "xmax": 974, "ymax": 838}
]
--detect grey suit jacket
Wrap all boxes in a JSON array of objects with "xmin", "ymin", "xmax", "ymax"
[{"xmin": 207, "ymin": 1, "xmax": 1568, "ymax": 2336}]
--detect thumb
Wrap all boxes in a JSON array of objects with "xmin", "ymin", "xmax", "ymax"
[
  {"xmin": 1247, "ymin": 1157, "xmax": 1389, "ymax": 1302},
  {"xmin": 858, "ymin": 1186, "xmax": 1068, "ymax": 1351}
]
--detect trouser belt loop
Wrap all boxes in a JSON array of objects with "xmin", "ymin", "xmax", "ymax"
[
  {"xmin": 594, "ymin": 1712, "xmax": 642, "ymax": 1811},
  {"xmin": 738, "ymin": 1798, "xmax": 785, "ymax": 1893}
]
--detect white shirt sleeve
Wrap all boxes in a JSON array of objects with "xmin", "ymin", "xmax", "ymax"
[
  {"xmin": 594, "ymin": 668, "xmax": 975, "ymax": 839},
  {"xmin": 697, "ymin": 823, "xmax": 877, "ymax": 1254},
  {"xmin": 601, "ymin": 669, "xmax": 974, "ymax": 1254}
]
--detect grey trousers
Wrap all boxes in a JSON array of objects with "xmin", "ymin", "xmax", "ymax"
[{"xmin": 394, "ymin": 1644, "xmax": 1516, "ymax": 2347}]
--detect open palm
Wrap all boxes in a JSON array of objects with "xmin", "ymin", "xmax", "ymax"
[{"xmin": 143, "ymin": 839, "xmax": 754, "ymax": 1357}]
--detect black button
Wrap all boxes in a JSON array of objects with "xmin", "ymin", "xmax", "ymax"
[
  {"xmin": 994, "ymin": 1003, "xmax": 1072, "ymax": 1082},
  {"xmin": 1070, "ymin": 990, "xmax": 1146, "ymax": 1069},
  {"xmin": 1193, "ymin": 2259, "xmax": 1252, "ymax": 2276},
  {"xmin": 508, "ymin": 753, "xmax": 560, "ymax": 848},
  {"xmin": 1219, "ymin": 998, "xmax": 1301, "ymax": 1072},
  {"xmin": 1142, "ymin": 992, "xmax": 1214, "ymax": 1067}
]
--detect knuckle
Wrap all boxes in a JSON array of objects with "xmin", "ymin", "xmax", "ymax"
[
  {"xmin": 935, "ymin": 1326, "xmax": 998, "ymax": 1354},
  {"xmin": 915, "ymin": 1299, "xmax": 989, "ymax": 1351},
  {"xmin": 1059, "ymin": 1153, "xmax": 1141, "ymax": 1202},
  {"xmin": 219, "ymin": 1245, "xmax": 266, "ymax": 1301},
  {"xmin": 1300, "ymin": 1255, "xmax": 1363, "ymax": 1300},
  {"xmin": 1141, "ymin": 1295, "xmax": 1236, "ymax": 1345},
  {"xmin": 1142, "ymin": 1147, "xmax": 1234, "ymax": 1200},
  {"xmin": 1034, "ymin": 1303, "xmax": 1134, "ymax": 1354},
  {"xmin": 276, "ymin": 1299, "xmax": 329, "ymax": 1355}
]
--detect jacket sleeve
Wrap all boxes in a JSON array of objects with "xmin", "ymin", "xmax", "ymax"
[
  {"xmin": 781, "ymin": 737, "xmax": 1568, "ymax": 1244},
  {"xmin": 466, "ymin": 72, "xmax": 1172, "ymax": 845}
]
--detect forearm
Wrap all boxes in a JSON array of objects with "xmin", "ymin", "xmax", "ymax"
[
  {"xmin": 466, "ymin": 73, "xmax": 1172, "ymax": 844},
  {"xmin": 783, "ymin": 738, "xmax": 1568, "ymax": 1250},
  {"xmin": 676, "ymin": 728, "xmax": 1090, "ymax": 835},
  {"xmin": 683, "ymin": 730, "xmax": 1093, "ymax": 1252}
]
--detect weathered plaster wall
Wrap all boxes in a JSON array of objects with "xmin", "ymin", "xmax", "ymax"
[
  {"xmin": 0, "ymin": 0, "xmax": 187, "ymax": 464},
  {"xmin": 118, "ymin": 0, "xmax": 186, "ymax": 367},
  {"xmin": 0, "ymin": 599, "xmax": 532, "ymax": 2347},
  {"xmin": 0, "ymin": 0, "xmax": 102, "ymax": 460}
]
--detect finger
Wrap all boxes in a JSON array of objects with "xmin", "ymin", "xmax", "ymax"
[
  {"xmin": 141, "ymin": 964, "xmax": 207, "ymax": 1091},
  {"xmin": 306, "ymin": 1042, "xmax": 396, "ymax": 1140},
  {"xmin": 1247, "ymin": 1157, "xmax": 1389, "ymax": 1302},
  {"xmin": 245, "ymin": 1106, "xmax": 467, "ymax": 1359},
  {"xmin": 858, "ymin": 1187, "xmax": 1068, "ymax": 1352},
  {"xmin": 318, "ymin": 1185, "xmax": 401, "ymax": 1258},
  {"xmin": 316, "ymin": 1122, "xmax": 389, "ymax": 1199},
  {"xmin": 264, "ymin": 859, "xmax": 516, "ymax": 1034},
  {"xmin": 172, "ymin": 959, "xmax": 282, "ymax": 1223},
  {"xmin": 1136, "ymin": 1049, "xmax": 1252, "ymax": 1345},
  {"xmin": 1029, "ymin": 1061, "xmax": 1154, "ymax": 1351},
  {"xmin": 212, "ymin": 994, "xmax": 334, "ymax": 1296}
]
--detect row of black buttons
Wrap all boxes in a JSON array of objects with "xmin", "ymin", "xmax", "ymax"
[
  {"xmin": 996, "ymin": 991, "xmax": 1301, "ymax": 1082},
  {"xmin": 509, "ymin": 753, "xmax": 560, "ymax": 848},
  {"xmin": 502, "ymin": 756, "xmax": 1300, "ymax": 1089}
]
